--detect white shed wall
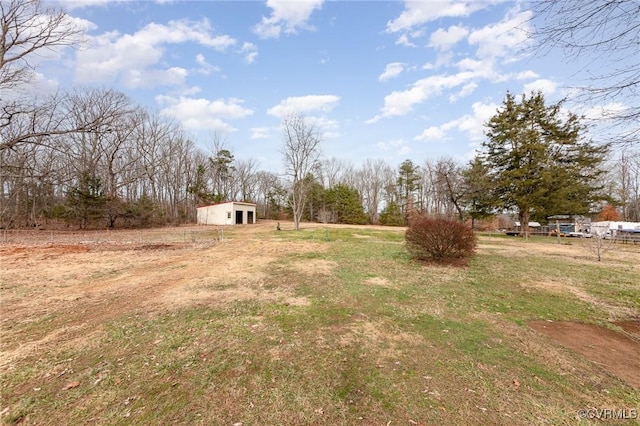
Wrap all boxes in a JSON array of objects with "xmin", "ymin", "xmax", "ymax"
[{"xmin": 197, "ymin": 202, "xmax": 256, "ymax": 225}]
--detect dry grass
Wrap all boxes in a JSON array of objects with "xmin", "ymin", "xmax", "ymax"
[{"xmin": 1, "ymin": 222, "xmax": 639, "ymax": 425}]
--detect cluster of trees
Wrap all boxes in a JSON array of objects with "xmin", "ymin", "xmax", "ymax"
[
  {"xmin": 0, "ymin": 88, "xmax": 288, "ymax": 228},
  {"xmin": 1, "ymin": 0, "xmax": 638, "ymax": 230},
  {"xmin": 2, "ymin": 88, "xmax": 638, "ymax": 230}
]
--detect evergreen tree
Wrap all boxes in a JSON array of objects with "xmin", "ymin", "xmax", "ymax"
[
  {"xmin": 481, "ymin": 91, "xmax": 607, "ymax": 236},
  {"xmin": 326, "ymin": 184, "xmax": 368, "ymax": 225},
  {"xmin": 303, "ymin": 177, "xmax": 325, "ymax": 222},
  {"xmin": 397, "ymin": 159, "xmax": 421, "ymax": 219},
  {"xmin": 209, "ymin": 149, "xmax": 235, "ymax": 202},
  {"xmin": 378, "ymin": 201, "xmax": 405, "ymax": 226},
  {"xmin": 187, "ymin": 164, "xmax": 215, "ymax": 205},
  {"xmin": 66, "ymin": 172, "xmax": 108, "ymax": 229}
]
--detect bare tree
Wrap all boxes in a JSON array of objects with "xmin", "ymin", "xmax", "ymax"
[
  {"xmin": 281, "ymin": 113, "xmax": 322, "ymax": 230},
  {"xmin": 589, "ymin": 229, "xmax": 615, "ymax": 262},
  {"xmin": 255, "ymin": 170, "xmax": 285, "ymax": 219},
  {"xmin": 354, "ymin": 159, "xmax": 392, "ymax": 224},
  {"xmin": 234, "ymin": 158, "xmax": 259, "ymax": 202},
  {"xmin": 0, "ymin": 0, "xmax": 82, "ymax": 89},
  {"xmin": 318, "ymin": 157, "xmax": 350, "ymax": 189},
  {"xmin": 434, "ymin": 157, "xmax": 466, "ymax": 221},
  {"xmin": 532, "ymin": 0, "xmax": 640, "ymax": 146},
  {"xmin": 614, "ymin": 150, "xmax": 640, "ymax": 221},
  {"xmin": 0, "ymin": 1, "xmax": 90, "ymax": 152}
]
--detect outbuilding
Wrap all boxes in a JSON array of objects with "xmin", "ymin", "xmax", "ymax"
[{"xmin": 197, "ymin": 202, "xmax": 257, "ymax": 225}]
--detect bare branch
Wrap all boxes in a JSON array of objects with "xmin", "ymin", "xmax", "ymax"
[
  {"xmin": 0, "ymin": 0, "xmax": 83, "ymax": 89},
  {"xmin": 530, "ymin": 0, "xmax": 640, "ymax": 146}
]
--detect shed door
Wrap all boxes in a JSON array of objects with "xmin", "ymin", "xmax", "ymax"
[
  {"xmin": 235, "ymin": 210, "xmax": 243, "ymax": 225},
  {"xmin": 247, "ymin": 211, "xmax": 254, "ymax": 224}
]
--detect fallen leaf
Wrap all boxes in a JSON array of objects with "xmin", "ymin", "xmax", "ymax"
[
  {"xmin": 64, "ymin": 381, "xmax": 80, "ymax": 390},
  {"xmin": 512, "ymin": 379, "xmax": 520, "ymax": 387}
]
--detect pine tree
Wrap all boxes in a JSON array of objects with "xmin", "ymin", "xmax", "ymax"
[
  {"xmin": 481, "ymin": 91, "xmax": 607, "ymax": 236},
  {"xmin": 379, "ymin": 201, "xmax": 405, "ymax": 226},
  {"xmin": 396, "ymin": 159, "xmax": 421, "ymax": 220},
  {"xmin": 326, "ymin": 184, "xmax": 368, "ymax": 225}
]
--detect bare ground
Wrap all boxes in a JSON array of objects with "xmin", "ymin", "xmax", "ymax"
[{"xmin": 0, "ymin": 223, "xmax": 328, "ymax": 372}]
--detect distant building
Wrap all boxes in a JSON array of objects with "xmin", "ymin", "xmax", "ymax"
[
  {"xmin": 197, "ymin": 202, "xmax": 257, "ymax": 225},
  {"xmin": 591, "ymin": 221, "xmax": 640, "ymax": 239}
]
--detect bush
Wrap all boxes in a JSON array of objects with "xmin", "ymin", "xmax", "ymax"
[{"xmin": 405, "ymin": 214, "xmax": 477, "ymax": 265}]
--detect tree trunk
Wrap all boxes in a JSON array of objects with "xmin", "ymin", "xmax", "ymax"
[{"xmin": 519, "ymin": 210, "xmax": 530, "ymax": 239}]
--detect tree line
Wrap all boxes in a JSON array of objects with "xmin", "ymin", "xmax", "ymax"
[{"xmin": 1, "ymin": 0, "xmax": 638, "ymax": 230}]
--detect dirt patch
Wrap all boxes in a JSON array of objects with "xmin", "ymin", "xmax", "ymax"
[
  {"xmin": 293, "ymin": 259, "xmax": 337, "ymax": 275},
  {"xmin": 615, "ymin": 317, "xmax": 640, "ymax": 335},
  {"xmin": 338, "ymin": 319, "xmax": 422, "ymax": 363},
  {"xmin": 529, "ymin": 320, "xmax": 640, "ymax": 389},
  {"xmin": 363, "ymin": 276, "xmax": 397, "ymax": 289},
  {"xmin": 352, "ymin": 234, "xmax": 372, "ymax": 239}
]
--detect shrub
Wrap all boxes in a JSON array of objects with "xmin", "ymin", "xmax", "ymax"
[{"xmin": 405, "ymin": 214, "xmax": 477, "ymax": 265}]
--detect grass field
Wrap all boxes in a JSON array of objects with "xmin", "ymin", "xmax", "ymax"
[{"xmin": 1, "ymin": 222, "xmax": 639, "ymax": 425}]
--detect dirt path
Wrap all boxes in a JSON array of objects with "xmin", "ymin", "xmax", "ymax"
[{"xmin": 529, "ymin": 320, "xmax": 640, "ymax": 389}]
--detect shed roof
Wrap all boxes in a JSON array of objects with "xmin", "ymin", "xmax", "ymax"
[{"xmin": 197, "ymin": 201, "xmax": 256, "ymax": 209}]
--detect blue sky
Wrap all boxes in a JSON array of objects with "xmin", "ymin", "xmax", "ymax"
[{"xmin": 36, "ymin": 0, "xmax": 628, "ymax": 172}]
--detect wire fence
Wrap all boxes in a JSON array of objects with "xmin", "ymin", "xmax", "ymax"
[{"xmin": 0, "ymin": 226, "xmax": 227, "ymax": 247}]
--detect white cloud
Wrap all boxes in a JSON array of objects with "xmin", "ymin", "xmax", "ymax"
[
  {"xmin": 376, "ymin": 139, "xmax": 405, "ymax": 152},
  {"xmin": 429, "ymin": 25, "xmax": 469, "ymax": 51},
  {"xmin": 195, "ymin": 54, "xmax": 221, "ymax": 75},
  {"xmin": 251, "ymin": 127, "xmax": 272, "ymax": 139},
  {"xmin": 240, "ymin": 42, "xmax": 259, "ymax": 64},
  {"xmin": 267, "ymin": 95, "xmax": 340, "ymax": 118},
  {"xmin": 449, "ymin": 82, "xmax": 478, "ymax": 102},
  {"xmin": 387, "ymin": 1, "xmax": 488, "ymax": 33},
  {"xmin": 59, "ymin": 0, "xmax": 111, "ymax": 10},
  {"xmin": 182, "ymin": 86, "xmax": 202, "ymax": 96},
  {"xmin": 523, "ymin": 79, "xmax": 557, "ymax": 95},
  {"xmin": 515, "ymin": 70, "xmax": 539, "ymax": 80},
  {"xmin": 582, "ymin": 103, "xmax": 630, "ymax": 122},
  {"xmin": 413, "ymin": 100, "xmax": 498, "ymax": 145},
  {"xmin": 156, "ymin": 95, "xmax": 253, "ymax": 133},
  {"xmin": 75, "ymin": 18, "xmax": 236, "ymax": 88},
  {"xmin": 398, "ymin": 146, "xmax": 413, "ymax": 155},
  {"xmin": 379, "ymin": 62, "xmax": 405, "ymax": 82},
  {"xmin": 414, "ymin": 126, "xmax": 446, "ymax": 142},
  {"xmin": 449, "ymin": 100, "xmax": 499, "ymax": 141},
  {"xmin": 367, "ymin": 72, "xmax": 475, "ymax": 123},
  {"xmin": 468, "ymin": 10, "xmax": 532, "ymax": 60},
  {"xmin": 455, "ymin": 58, "xmax": 497, "ymax": 79},
  {"xmin": 123, "ymin": 67, "xmax": 188, "ymax": 88},
  {"xmin": 254, "ymin": 0, "xmax": 323, "ymax": 39},
  {"xmin": 395, "ymin": 34, "xmax": 416, "ymax": 48},
  {"xmin": 307, "ymin": 116, "xmax": 340, "ymax": 135}
]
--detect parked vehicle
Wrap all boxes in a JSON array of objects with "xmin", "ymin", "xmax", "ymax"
[{"xmin": 567, "ymin": 231, "xmax": 592, "ymax": 238}]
